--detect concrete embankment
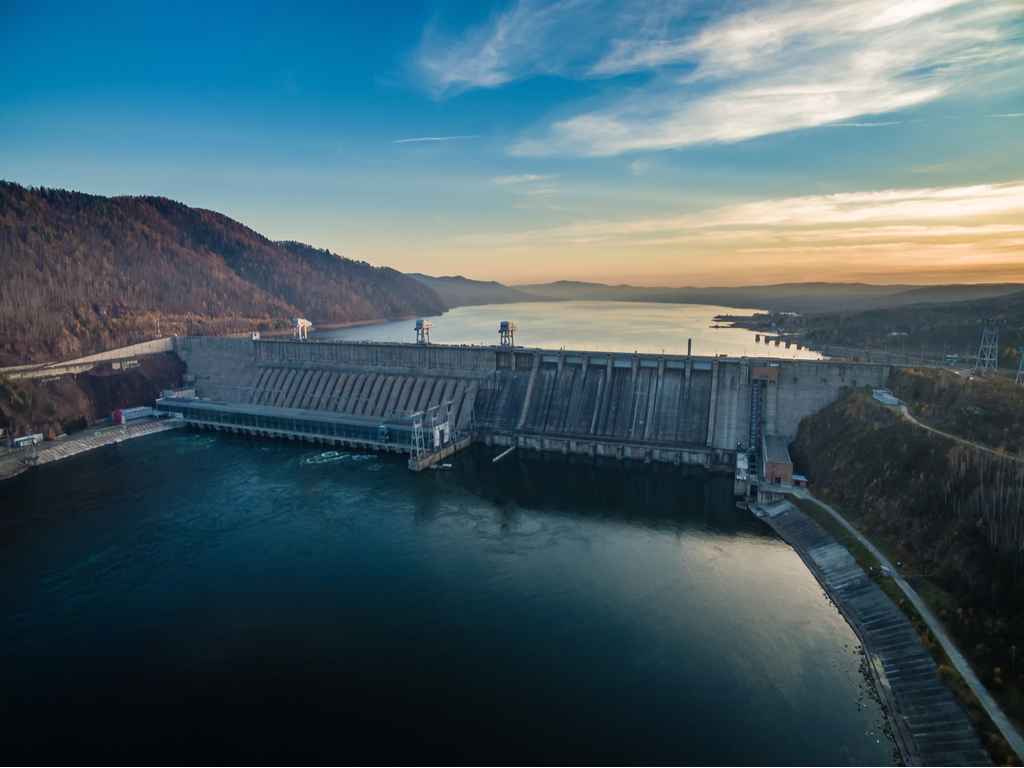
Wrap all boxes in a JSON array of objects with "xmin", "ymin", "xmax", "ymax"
[
  {"xmin": 0, "ymin": 419, "xmax": 184, "ymax": 482},
  {"xmin": 754, "ymin": 499, "xmax": 990, "ymax": 766}
]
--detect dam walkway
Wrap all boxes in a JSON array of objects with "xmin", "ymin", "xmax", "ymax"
[{"xmin": 755, "ymin": 499, "xmax": 991, "ymax": 766}]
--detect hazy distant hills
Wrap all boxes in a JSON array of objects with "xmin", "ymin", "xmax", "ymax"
[
  {"xmin": 0, "ymin": 182, "xmax": 447, "ymax": 365},
  {"xmin": 412, "ymin": 273, "xmax": 1024, "ymax": 314},
  {"xmin": 513, "ymin": 280, "xmax": 1024, "ymax": 313},
  {"xmin": 407, "ymin": 274, "xmax": 555, "ymax": 306}
]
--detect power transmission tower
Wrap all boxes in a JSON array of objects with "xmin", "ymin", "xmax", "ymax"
[
  {"xmin": 1016, "ymin": 346, "xmax": 1024, "ymax": 387},
  {"xmin": 974, "ymin": 318, "xmax": 1002, "ymax": 375}
]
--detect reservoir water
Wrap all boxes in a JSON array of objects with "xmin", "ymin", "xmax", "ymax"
[
  {"xmin": 0, "ymin": 431, "xmax": 894, "ymax": 764},
  {"xmin": 315, "ymin": 300, "xmax": 823, "ymax": 360}
]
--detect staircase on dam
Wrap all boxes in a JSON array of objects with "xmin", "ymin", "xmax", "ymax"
[{"xmin": 171, "ymin": 336, "xmax": 889, "ymax": 470}]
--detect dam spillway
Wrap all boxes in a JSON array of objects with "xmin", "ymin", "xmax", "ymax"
[{"xmin": 169, "ymin": 336, "xmax": 888, "ymax": 468}]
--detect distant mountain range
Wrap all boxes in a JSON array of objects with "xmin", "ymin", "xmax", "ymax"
[
  {"xmin": 407, "ymin": 274, "xmax": 556, "ymax": 307},
  {"xmin": 410, "ymin": 274, "xmax": 1024, "ymax": 314}
]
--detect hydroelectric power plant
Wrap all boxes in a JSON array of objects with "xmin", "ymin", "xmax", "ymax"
[
  {"xmin": 157, "ymin": 334, "xmax": 889, "ymax": 473},
  {"xmin": 6, "ymin": 331, "xmax": 1002, "ymax": 765}
]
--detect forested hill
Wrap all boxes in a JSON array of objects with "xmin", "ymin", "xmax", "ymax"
[{"xmin": 0, "ymin": 182, "xmax": 447, "ymax": 365}]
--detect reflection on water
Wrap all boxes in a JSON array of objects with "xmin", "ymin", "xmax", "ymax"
[
  {"xmin": 315, "ymin": 301, "xmax": 823, "ymax": 359},
  {"xmin": 0, "ymin": 432, "xmax": 891, "ymax": 764}
]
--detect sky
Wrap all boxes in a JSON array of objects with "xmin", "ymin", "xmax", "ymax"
[{"xmin": 1, "ymin": 0, "xmax": 1022, "ymax": 287}]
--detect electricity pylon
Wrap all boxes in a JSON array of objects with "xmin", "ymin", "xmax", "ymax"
[{"xmin": 974, "ymin": 318, "xmax": 1003, "ymax": 375}]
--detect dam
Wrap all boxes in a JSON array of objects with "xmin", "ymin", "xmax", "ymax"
[{"xmin": 160, "ymin": 336, "xmax": 888, "ymax": 470}]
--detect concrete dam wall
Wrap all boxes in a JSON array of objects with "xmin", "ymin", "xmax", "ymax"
[{"xmin": 173, "ymin": 336, "xmax": 888, "ymax": 467}]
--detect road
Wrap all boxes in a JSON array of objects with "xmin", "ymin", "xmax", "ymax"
[
  {"xmin": 897, "ymin": 403, "xmax": 1020, "ymax": 460},
  {"xmin": 0, "ymin": 419, "xmax": 183, "ymax": 482}
]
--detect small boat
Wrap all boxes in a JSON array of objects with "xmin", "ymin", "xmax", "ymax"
[
  {"xmin": 114, "ymin": 438, "xmax": 124, "ymax": 445},
  {"xmin": 428, "ymin": 463, "xmax": 453, "ymax": 471}
]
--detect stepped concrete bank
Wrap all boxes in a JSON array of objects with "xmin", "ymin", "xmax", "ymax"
[
  {"xmin": 0, "ymin": 419, "xmax": 185, "ymax": 482},
  {"xmin": 170, "ymin": 336, "xmax": 888, "ymax": 468},
  {"xmin": 754, "ymin": 499, "xmax": 991, "ymax": 766}
]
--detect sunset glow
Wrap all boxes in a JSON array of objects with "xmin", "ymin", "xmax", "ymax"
[{"xmin": 1, "ymin": 0, "xmax": 1021, "ymax": 286}]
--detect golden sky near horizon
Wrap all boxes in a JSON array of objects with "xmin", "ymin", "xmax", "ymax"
[{"xmin": 3, "ymin": 0, "xmax": 1023, "ymax": 287}]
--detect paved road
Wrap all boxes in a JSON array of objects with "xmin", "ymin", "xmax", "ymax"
[
  {"xmin": 791, "ymin": 487, "xmax": 1024, "ymax": 762},
  {"xmin": 0, "ymin": 419, "xmax": 183, "ymax": 481},
  {"xmin": 896, "ymin": 404, "xmax": 1020, "ymax": 461}
]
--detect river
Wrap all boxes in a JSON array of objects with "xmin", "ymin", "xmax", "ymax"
[{"xmin": 0, "ymin": 430, "xmax": 894, "ymax": 763}]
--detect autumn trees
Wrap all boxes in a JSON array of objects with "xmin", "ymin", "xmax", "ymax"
[{"xmin": 0, "ymin": 182, "xmax": 448, "ymax": 365}]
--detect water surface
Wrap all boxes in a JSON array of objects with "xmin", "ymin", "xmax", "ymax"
[
  {"xmin": 0, "ymin": 432, "xmax": 890, "ymax": 764},
  {"xmin": 316, "ymin": 301, "xmax": 822, "ymax": 359}
]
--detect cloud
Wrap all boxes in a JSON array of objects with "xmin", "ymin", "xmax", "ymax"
[
  {"xmin": 630, "ymin": 158, "xmax": 653, "ymax": 174},
  {"xmin": 454, "ymin": 181, "xmax": 1024, "ymax": 244},
  {"xmin": 825, "ymin": 121, "xmax": 906, "ymax": 127},
  {"xmin": 393, "ymin": 135, "xmax": 478, "ymax": 143},
  {"xmin": 492, "ymin": 173, "xmax": 553, "ymax": 183},
  {"xmin": 449, "ymin": 181, "xmax": 1024, "ymax": 283},
  {"xmin": 417, "ymin": 0, "xmax": 607, "ymax": 97},
  {"xmin": 418, "ymin": 0, "xmax": 1023, "ymax": 156}
]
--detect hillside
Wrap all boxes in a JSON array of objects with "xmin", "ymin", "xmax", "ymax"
[
  {"xmin": 407, "ymin": 274, "xmax": 554, "ymax": 307},
  {"xmin": 790, "ymin": 389, "xmax": 1024, "ymax": 747},
  {"xmin": 0, "ymin": 182, "xmax": 448, "ymax": 365},
  {"xmin": 802, "ymin": 290, "xmax": 1024, "ymax": 367}
]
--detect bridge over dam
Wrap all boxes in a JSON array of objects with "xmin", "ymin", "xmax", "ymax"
[{"xmin": 163, "ymin": 336, "xmax": 889, "ymax": 471}]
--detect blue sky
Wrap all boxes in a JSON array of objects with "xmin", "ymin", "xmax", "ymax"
[{"xmin": 2, "ymin": 0, "xmax": 1022, "ymax": 286}]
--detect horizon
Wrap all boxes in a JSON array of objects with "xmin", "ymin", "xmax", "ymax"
[{"xmin": 2, "ymin": 0, "xmax": 1022, "ymax": 287}]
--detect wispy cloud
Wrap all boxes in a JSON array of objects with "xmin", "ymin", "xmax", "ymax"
[
  {"xmin": 454, "ymin": 181, "xmax": 1024, "ymax": 244},
  {"xmin": 393, "ymin": 135, "xmax": 478, "ymax": 143},
  {"xmin": 418, "ymin": 0, "xmax": 1023, "ymax": 156},
  {"xmin": 449, "ymin": 181, "xmax": 1024, "ymax": 282},
  {"xmin": 825, "ymin": 121, "xmax": 906, "ymax": 127},
  {"xmin": 417, "ymin": 0, "xmax": 607, "ymax": 97},
  {"xmin": 492, "ymin": 173, "xmax": 553, "ymax": 183}
]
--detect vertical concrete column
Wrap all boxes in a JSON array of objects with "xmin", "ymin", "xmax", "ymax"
[
  {"xmin": 682, "ymin": 358, "xmax": 692, "ymax": 406},
  {"xmin": 765, "ymin": 379, "xmax": 778, "ymax": 435},
  {"xmin": 643, "ymin": 359, "xmax": 664, "ymax": 441},
  {"xmin": 516, "ymin": 353, "xmax": 541, "ymax": 429},
  {"xmin": 581, "ymin": 354, "xmax": 589, "ymax": 375},
  {"xmin": 706, "ymin": 359, "xmax": 720, "ymax": 447},
  {"xmin": 557, "ymin": 352, "xmax": 565, "ymax": 374}
]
